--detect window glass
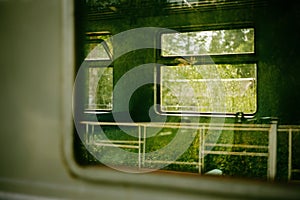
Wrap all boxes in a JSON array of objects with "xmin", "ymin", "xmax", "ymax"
[
  {"xmin": 85, "ymin": 43, "xmax": 110, "ymax": 60},
  {"xmin": 84, "ymin": 33, "xmax": 113, "ymax": 111},
  {"xmin": 161, "ymin": 28, "xmax": 254, "ymax": 56},
  {"xmin": 160, "ymin": 64, "xmax": 257, "ymax": 114},
  {"xmin": 86, "ymin": 67, "xmax": 113, "ymax": 111}
]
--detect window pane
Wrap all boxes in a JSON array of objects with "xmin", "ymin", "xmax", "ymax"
[
  {"xmin": 161, "ymin": 28, "xmax": 254, "ymax": 56},
  {"xmin": 160, "ymin": 64, "xmax": 256, "ymax": 114},
  {"xmin": 85, "ymin": 33, "xmax": 112, "ymax": 60},
  {"xmin": 85, "ymin": 43, "xmax": 110, "ymax": 60},
  {"xmin": 86, "ymin": 67, "xmax": 113, "ymax": 110}
]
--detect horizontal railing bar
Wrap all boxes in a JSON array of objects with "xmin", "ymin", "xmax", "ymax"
[
  {"xmin": 81, "ymin": 121, "xmax": 271, "ymax": 128},
  {"xmin": 200, "ymin": 127, "xmax": 269, "ymax": 131},
  {"xmin": 204, "ymin": 150, "xmax": 268, "ymax": 157},
  {"xmin": 158, "ymin": 123, "xmax": 270, "ymax": 128},
  {"xmin": 205, "ymin": 143, "xmax": 268, "ymax": 149},
  {"xmin": 96, "ymin": 140, "xmax": 143, "ymax": 144},
  {"xmin": 278, "ymin": 125, "xmax": 300, "ymax": 128},
  {"xmin": 144, "ymin": 160, "xmax": 199, "ymax": 166},
  {"xmin": 165, "ymin": 77, "xmax": 255, "ymax": 82},
  {"xmin": 278, "ymin": 128, "xmax": 300, "ymax": 132},
  {"xmin": 145, "ymin": 124, "xmax": 270, "ymax": 131},
  {"xmin": 93, "ymin": 142, "xmax": 139, "ymax": 149},
  {"xmin": 146, "ymin": 126, "xmax": 269, "ymax": 131},
  {"xmin": 81, "ymin": 121, "xmax": 140, "ymax": 127}
]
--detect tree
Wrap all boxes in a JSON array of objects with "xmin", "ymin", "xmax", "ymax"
[{"xmin": 161, "ymin": 28, "xmax": 256, "ymax": 114}]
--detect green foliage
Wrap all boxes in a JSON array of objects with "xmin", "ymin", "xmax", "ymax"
[
  {"xmin": 83, "ymin": 125, "xmax": 273, "ymax": 180},
  {"xmin": 162, "ymin": 28, "xmax": 254, "ymax": 56},
  {"xmin": 161, "ymin": 64, "xmax": 256, "ymax": 113},
  {"xmin": 79, "ymin": 27, "xmax": 296, "ymax": 181},
  {"xmin": 86, "ymin": 67, "xmax": 113, "ymax": 110},
  {"xmin": 84, "ymin": 34, "xmax": 113, "ymax": 110}
]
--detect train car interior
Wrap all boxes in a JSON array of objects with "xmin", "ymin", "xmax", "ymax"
[{"xmin": 1, "ymin": 0, "xmax": 300, "ymax": 199}]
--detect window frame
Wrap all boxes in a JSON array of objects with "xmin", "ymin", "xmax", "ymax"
[
  {"xmin": 83, "ymin": 32, "xmax": 114, "ymax": 114},
  {"xmin": 155, "ymin": 26, "xmax": 257, "ymax": 118}
]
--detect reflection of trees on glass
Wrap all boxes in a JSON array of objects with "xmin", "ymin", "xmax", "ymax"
[
  {"xmin": 162, "ymin": 28, "xmax": 254, "ymax": 56},
  {"xmin": 84, "ymin": 34, "xmax": 112, "ymax": 60},
  {"xmin": 88, "ymin": 68, "xmax": 113, "ymax": 110},
  {"xmin": 85, "ymin": 34, "xmax": 113, "ymax": 110},
  {"xmin": 161, "ymin": 64, "xmax": 256, "ymax": 113},
  {"xmin": 160, "ymin": 28, "xmax": 256, "ymax": 114},
  {"xmin": 85, "ymin": 43, "xmax": 110, "ymax": 60},
  {"xmin": 209, "ymin": 28, "xmax": 254, "ymax": 54}
]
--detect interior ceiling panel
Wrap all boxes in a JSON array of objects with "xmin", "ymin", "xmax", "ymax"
[{"xmin": 85, "ymin": 0, "xmax": 268, "ymax": 21}]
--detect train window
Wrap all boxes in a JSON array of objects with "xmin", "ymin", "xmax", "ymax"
[
  {"xmin": 68, "ymin": 1, "xmax": 300, "ymax": 193},
  {"xmin": 86, "ymin": 67, "xmax": 113, "ymax": 111},
  {"xmin": 85, "ymin": 32, "xmax": 112, "ymax": 60},
  {"xmin": 158, "ymin": 28, "xmax": 256, "ymax": 116},
  {"xmin": 160, "ymin": 64, "xmax": 256, "ymax": 114},
  {"xmin": 161, "ymin": 28, "xmax": 254, "ymax": 56},
  {"xmin": 85, "ymin": 44, "xmax": 110, "ymax": 60},
  {"xmin": 84, "ymin": 33, "xmax": 113, "ymax": 113}
]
